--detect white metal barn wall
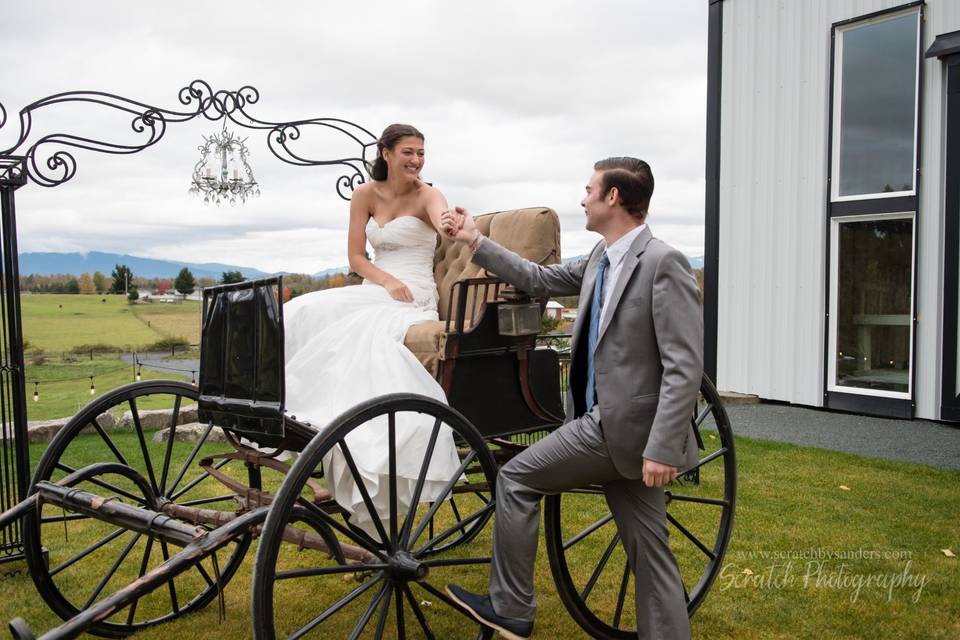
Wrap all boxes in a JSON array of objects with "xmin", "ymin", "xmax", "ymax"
[{"xmin": 716, "ymin": 0, "xmax": 960, "ymax": 419}]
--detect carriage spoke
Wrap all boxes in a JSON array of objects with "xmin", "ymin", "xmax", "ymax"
[
  {"xmin": 194, "ymin": 559, "xmax": 215, "ymax": 587},
  {"xmin": 166, "ymin": 422, "xmax": 215, "ymax": 497},
  {"xmin": 399, "ymin": 417, "xmax": 442, "ymax": 548},
  {"xmin": 159, "ymin": 395, "xmax": 182, "ymax": 493},
  {"xmin": 612, "ymin": 562, "xmax": 630, "ymax": 628},
  {"xmin": 297, "ymin": 498, "xmax": 389, "ymax": 561},
  {"xmin": 176, "ymin": 493, "xmax": 237, "ymax": 508},
  {"xmin": 388, "ymin": 412, "xmax": 398, "ymax": 548},
  {"xmin": 420, "ymin": 556, "xmax": 491, "ymax": 568},
  {"xmin": 394, "ymin": 585, "xmax": 406, "ymax": 637},
  {"xmin": 667, "ymin": 493, "xmax": 728, "ymax": 507},
  {"xmin": 408, "ymin": 450, "xmax": 477, "ymax": 549},
  {"xmin": 372, "ymin": 582, "xmax": 393, "ymax": 640},
  {"xmin": 415, "ymin": 501, "xmax": 495, "ymax": 556},
  {"xmin": 666, "ymin": 512, "xmax": 715, "ymax": 560},
  {"xmin": 403, "ymin": 584, "xmax": 436, "ymax": 640},
  {"xmin": 54, "ymin": 463, "xmax": 146, "ymax": 505},
  {"xmin": 130, "ymin": 399, "xmax": 161, "ymax": 497},
  {"xmin": 83, "ymin": 532, "xmax": 142, "ymax": 610},
  {"xmin": 158, "ymin": 539, "xmax": 180, "ymax": 614},
  {"xmin": 338, "ymin": 439, "xmax": 392, "ymax": 550},
  {"xmin": 693, "ymin": 402, "xmax": 714, "ymax": 428},
  {"xmin": 580, "ymin": 531, "xmax": 620, "ymax": 602},
  {"xmin": 276, "ymin": 563, "xmax": 389, "ymax": 581},
  {"xmin": 126, "ymin": 536, "xmax": 156, "ymax": 625},
  {"xmin": 685, "ymin": 447, "xmax": 728, "ymax": 474},
  {"xmin": 288, "ymin": 574, "xmax": 383, "ymax": 640},
  {"xmin": 563, "ymin": 513, "xmax": 615, "ymax": 550},
  {"xmin": 49, "ymin": 527, "xmax": 126, "ymax": 576},
  {"xmin": 169, "ymin": 458, "xmax": 232, "ymax": 502},
  {"xmin": 89, "ymin": 418, "xmax": 129, "ymax": 467},
  {"xmin": 347, "ymin": 581, "xmax": 390, "ymax": 640}
]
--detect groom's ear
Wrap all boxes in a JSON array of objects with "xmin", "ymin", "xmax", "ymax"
[{"xmin": 606, "ymin": 185, "xmax": 621, "ymax": 206}]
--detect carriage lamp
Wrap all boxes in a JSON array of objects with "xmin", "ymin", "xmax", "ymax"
[
  {"xmin": 497, "ymin": 302, "xmax": 542, "ymax": 336},
  {"xmin": 33, "ymin": 382, "xmax": 39, "ymax": 402},
  {"xmin": 89, "ymin": 376, "xmax": 96, "ymax": 396}
]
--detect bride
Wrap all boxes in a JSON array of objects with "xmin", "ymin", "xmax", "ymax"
[{"xmin": 282, "ymin": 123, "xmax": 462, "ymax": 536}]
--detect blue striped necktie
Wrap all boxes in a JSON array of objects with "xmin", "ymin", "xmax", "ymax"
[{"xmin": 585, "ymin": 253, "xmax": 610, "ymax": 410}]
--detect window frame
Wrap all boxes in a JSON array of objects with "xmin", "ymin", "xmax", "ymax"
[{"xmin": 830, "ymin": 6, "xmax": 922, "ymax": 203}]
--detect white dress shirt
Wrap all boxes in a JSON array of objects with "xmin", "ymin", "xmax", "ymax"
[{"xmin": 599, "ymin": 223, "xmax": 647, "ymax": 327}]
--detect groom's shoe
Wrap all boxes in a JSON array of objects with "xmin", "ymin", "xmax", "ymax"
[{"xmin": 445, "ymin": 584, "xmax": 533, "ymax": 640}]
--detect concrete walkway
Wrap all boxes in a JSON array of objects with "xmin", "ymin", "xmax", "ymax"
[{"xmin": 726, "ymin": 402, "xmax": 960, "ymax": 470}]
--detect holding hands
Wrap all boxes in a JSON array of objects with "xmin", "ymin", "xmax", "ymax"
[{"xmin": 441, "ymin": 207, "xmax": 481, "ymax": 247}]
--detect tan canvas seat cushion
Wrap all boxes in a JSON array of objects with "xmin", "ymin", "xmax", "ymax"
[{"xmin": 403, "ymin": 207, "xmax": 561, "ymax": 378}]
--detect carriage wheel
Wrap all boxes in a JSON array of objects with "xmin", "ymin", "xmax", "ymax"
[
  {"xmin": 544, "ymin": 374, "xmax": 736, "ymax": 639},
  {"xmin": 24, "ymin": 380, "xmax": 256, "ymax": 638},
  {"xmin": 252, "ymin": 393, "xmax": 498, "ymax": 639}
]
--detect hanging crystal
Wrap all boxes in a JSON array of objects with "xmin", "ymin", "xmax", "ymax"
[{"xmin": 189, "ymin": 121, "xmax": 260, "ymax": 206}]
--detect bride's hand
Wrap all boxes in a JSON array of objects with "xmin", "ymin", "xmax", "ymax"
[
  {"xmin": 440, "ymin": 209, "xmax": 464, "ymax": 238},
  {"xmin": 384, "ymin": 276, "xmax": 415, "ymax": 303}
]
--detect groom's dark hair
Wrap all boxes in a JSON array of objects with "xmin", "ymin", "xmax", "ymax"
[{"xmin": 594, "ymin": 157, "xmax": 654, "ymax": 219}]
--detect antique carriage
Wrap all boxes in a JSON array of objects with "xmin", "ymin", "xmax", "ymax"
[{"xmin": 0, "ymin": 83, "xmax": 735, "ymax": 640}]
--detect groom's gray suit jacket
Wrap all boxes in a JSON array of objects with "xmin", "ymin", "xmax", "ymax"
[{"xmin": 473, "ymin": 225, "xmax": 702, "ymax": 478}]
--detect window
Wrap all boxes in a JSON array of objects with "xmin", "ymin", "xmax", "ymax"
[{"xmin": 832, "ymin": 9, "xmax": 920, "ymax": 201}]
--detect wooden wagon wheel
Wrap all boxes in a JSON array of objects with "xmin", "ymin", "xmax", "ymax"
[
  {"xmin": 543, "ymin": 374, "xmax": 736, "ymax": 639},
  {"xmin": 252, "ymin": 393, "xmax": 498, "ymax": 640},
  {"xmin": 23, "ymin": 380, "xmax": 257, "ymax": 638}
]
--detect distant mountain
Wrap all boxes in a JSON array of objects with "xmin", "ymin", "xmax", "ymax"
[
  {"xmin": 313, "ymin": 266, "xmax": 349, "ymax": 278},
  {"xmin": 18, "ymin": 251, "xmax": 272, "ymax": 280}
]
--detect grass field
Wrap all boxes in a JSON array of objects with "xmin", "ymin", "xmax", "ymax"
[
  {"xmin": 21, "ymin": 294, "xmax": 200, "ymax": 353},
  {"xmin": 19, "ymin": 294, "xmax": 200, "ymax": 420},
  {"xmin": 0, "ymin": 432, "xmax": 956, "ymax": 639}
]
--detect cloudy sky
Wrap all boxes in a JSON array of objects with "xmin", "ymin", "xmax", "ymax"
[{"xmin": 1, "ymin": 1, "xmax": 708, "ymax": 274}]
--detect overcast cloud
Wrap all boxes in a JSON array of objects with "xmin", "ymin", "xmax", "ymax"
[{"xmin": 0, "ymin": 1, "xmax": 707, "ymax": 274}]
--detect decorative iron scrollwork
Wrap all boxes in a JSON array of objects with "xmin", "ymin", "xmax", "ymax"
[{"xmin": 0, "ymin": 80, "xmax": 378, "ymax": 199}]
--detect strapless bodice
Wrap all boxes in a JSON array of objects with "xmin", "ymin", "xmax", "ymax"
[{"xmin": 364, "ymin": 216, "xmax": 438, "ymax": 309}]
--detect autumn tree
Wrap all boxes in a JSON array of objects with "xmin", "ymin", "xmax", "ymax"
[
  {"xmin": 92, "ymin": 271, "xmax": 107, "ymax": 293},
  {"xmin": 77, "ymin": 272, "xmax": 95, "ymax": 294}
]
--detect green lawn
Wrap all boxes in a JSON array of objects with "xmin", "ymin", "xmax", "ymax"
[
  {"xmin": 21, "ymin": 294, "xmax": 200, "ymax": 353},
  {"xmin": 0, "ymin": 433, "xmax": 956, "ymax": 639}
]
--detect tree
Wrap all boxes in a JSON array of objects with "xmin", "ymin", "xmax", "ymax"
[
  {"xmin": 109, "ymin": 264, "xmax": 133, "ymax": 295},
  {"xmin": 78, "ymin": 272, "xmax": 95, "ymax": 294},
  {"xmin": 221, "ymin": 270, "xmax": 245, "ymax": 284},
  {"xmin": 156, "ymin": 278, "xmax": 172, "ymax": 295},
  {"xmin": 127, "ymin": 287, "xmax": 139, "ymax": 302},
  {"xmin": 174, "ymin": 267, "xmax": 196, "ymax": 295},
  {"xmin": 92, "ymin": 271, "xmax": 107, "ymax": 294},
  {"xmin": 65, "ymin": 277, "xmax": 80, "ymax": 294}
]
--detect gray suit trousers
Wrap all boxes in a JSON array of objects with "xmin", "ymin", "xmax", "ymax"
[{"xmin": 489, "ymin": 410, "xmax": 691, "ymax": 640}]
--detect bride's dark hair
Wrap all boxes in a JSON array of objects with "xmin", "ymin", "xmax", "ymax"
[{"xmin": 369, "ymin": 124, "xmax": 425, "ymax": 181}]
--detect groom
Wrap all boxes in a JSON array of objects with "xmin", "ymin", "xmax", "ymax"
[{"xmin": 442, "ymin": 157, "xmax": 701, "ymax": 640}]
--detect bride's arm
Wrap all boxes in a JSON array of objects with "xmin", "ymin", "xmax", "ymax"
[
  {"xmin": 347, "ymin": 186, "xmax": 415, "ymax": 302},
  {"xmin": 424, "ymin": 188, "xmax": 452, "ymax": 235}
]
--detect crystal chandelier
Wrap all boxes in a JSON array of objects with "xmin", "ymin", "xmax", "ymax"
[{"xmin": 189, "ymin": 123, "xmax": 260, "ymax": 205}]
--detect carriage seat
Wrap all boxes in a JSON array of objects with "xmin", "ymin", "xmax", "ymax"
[{"xmin": 402, "ymin": 206, "xmax": 561, "ymax": 378}]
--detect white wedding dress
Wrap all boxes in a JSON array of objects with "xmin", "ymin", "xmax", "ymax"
[{"xmin": 283, "ymin": 215, "xmax": 461, "ymax": 536}]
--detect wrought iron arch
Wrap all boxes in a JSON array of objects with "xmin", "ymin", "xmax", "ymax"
[{"xmin": 0, "ymin": 80, "xmax": 381, "ymax": 564}]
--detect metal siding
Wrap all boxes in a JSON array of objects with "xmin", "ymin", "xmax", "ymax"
[{"xmin": 717, "ymin": 0, "xmax": 960, "ymax": 418}]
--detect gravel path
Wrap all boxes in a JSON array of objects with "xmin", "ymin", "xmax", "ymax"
[{"xmin": 727, "ymin": 402, "xmax": 960, "ymax": 470}]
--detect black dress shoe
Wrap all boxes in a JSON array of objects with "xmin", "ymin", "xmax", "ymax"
[{"xmin": 445, "ymin": 584, "xmax": 534, "ymax": 640}]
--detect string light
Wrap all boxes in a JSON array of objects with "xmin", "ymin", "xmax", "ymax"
[
  {"xmin": 33, "ymin": 381, "xmax": 39, "ymax": 402},
  {"xmin": 136, "ymin": 365, "xmax": 142, "ymax": 382},
  {"xmin": 89, "ymin": 376, "xmax": 96, "ymax": 396}
]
